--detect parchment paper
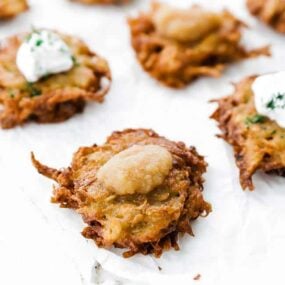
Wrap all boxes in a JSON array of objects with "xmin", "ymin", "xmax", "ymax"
[{"xmin": 0, "ymin": 0, "xmax": 285, "ymax": 284}]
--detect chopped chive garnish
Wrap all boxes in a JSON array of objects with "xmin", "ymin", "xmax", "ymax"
[
  {"xmin": 8, "ymin": 90, "xmax": 15, "ymax": 98},
  {"xmin": 25, "ymin": 82, "xmax": 42, "ymax": 97},
  {"xmin": 265, "ymin": 92, "xmax": 285, "ymax": 110},
  {"xmin": 71, "ymin": 55, "xmax": 79, "ymax": 67},
  {"xmin": 35, "ymin": 39, "xmax": 43, "ymax": 47},
  {"xmin": 245, "ymin": 114, "xmax": 266, "ymax": 126}
]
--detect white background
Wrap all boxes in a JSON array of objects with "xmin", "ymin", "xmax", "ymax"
[{"xmin": 0, "ymin": 0, "xmax": 285, "ymax": 284}]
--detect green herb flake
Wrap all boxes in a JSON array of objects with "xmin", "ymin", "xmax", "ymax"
[
  {"xmin": 25, "ymin": 28, "xmax": 40, "ymax": 42},
  {"xmin": 71, "ymin": 55, "xmax": 79, "ymax": 67},
  {"xmin": 266, "ymin": 99, "xmax": 275, "ymax": 110},
  {"xmin": 35, "ymin": 39, "xmax": 43, "ymax": 47},
  {"xmin": 41, "ymin": 73, "xmax": 51, "ymax": 81},
  {"xmin": 277, "ymin": 93, "xmax": 284, "ymax": 100},
  {"xmin": 8, "ymin": 90, "xmax": 15, "ymax": 98},
  {"xmin": 25, "ymin": 82, "xmax": 42, "ymax": 97},
  {"xmin": 266, "ymin": 92, "xmax": 285, "ymax": 110},
  {"xmin": 245, "ymin": 114, "xmax": 267, "ymax": 126}
]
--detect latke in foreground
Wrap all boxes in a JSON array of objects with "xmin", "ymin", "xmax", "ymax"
[{"xmin": 32, "ymin": 129, "xmax": 211, "ymax": 257}]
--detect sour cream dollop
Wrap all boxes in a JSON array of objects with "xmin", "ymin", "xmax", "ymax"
[
  {"xmin": 252, "ymin": 72, "xmax": 285, "ymax": 128},
  {"xmin": 16, "ymin": 29, "xmax": 74, "ymax": 83}
]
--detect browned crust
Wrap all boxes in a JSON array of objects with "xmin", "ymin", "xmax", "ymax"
[
  {"xmin": 71, "ymin": 0, "xmax": 130, "ymax": 5},
  {"xmin": 128, "ymin": 3, "xmax": 270, "ymax": 89},
  {"xmin": 32, "ymin": 129, "xmax": 211, "ymax": 257},
  {"xmin": 247, "ymin": 0, "xmax": 285, "ymax": 33},
  {"xmin": 0, "ymin": 32, "xmax": 111, "ymax": 129},
  {"xmin": 211, "ymin": 76, "xmax": 285, "ymax": 190},
  {"xmin": 0, "ymin": 0, "xmax": 28, "ymax": 19}
]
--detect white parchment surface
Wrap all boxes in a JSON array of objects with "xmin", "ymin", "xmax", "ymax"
[{"xmin": 0, "ymin": 0, "xmax": 285, "ymax": 284}]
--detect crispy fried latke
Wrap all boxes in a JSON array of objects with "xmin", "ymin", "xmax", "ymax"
[
  {"xmin": 0, "ymin": 32, "xmax": 111, "ymax": 129},
  {"xmin": 247, "ymin": 0, "xmax": 285, "ymax": 33},
  {"xmin": 71, "ymin": 0, "xmax": 129, "ymax": 5},
  {"xmin": 128, "ymin": 2, "xmax": 270, "ymax": 88},
  {"xmin": 32, "ymin": 129, "xmax": 211, "ymax": 257},
  {"xmin": 211, "ymin": 76, "xmax": 285, "ymax": 190},
  {"xmin": 0, "ymin": 0, "xmax": 28, "ymax": 19}
]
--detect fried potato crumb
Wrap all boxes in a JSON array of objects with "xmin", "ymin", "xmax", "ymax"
[{"xmin": 193, "ymin": 273, "xmax": 201, "ymax": 281}]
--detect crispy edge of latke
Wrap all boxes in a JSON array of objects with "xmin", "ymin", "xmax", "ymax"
[{"xmin": 247, "ymin": 0, "xmax": 285, "ymax": 33}]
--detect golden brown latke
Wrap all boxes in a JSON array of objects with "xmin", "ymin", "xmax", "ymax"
[
  {"xmin": 128, "ymin": 2, "xmax": 270, "ymax": 88},
  {"xmin": 211, "ymin": 76, "xmax": 285, "ymax": 190},
  {"xmin": 247, "ymin": 0, "xmax": 285, "ymax": 33},
  {"xmin": 0, "ymin": 0, "xmax": 28, "ymax": 19},
  {"xmin": 0, "ymin": 32, "xmax": 111, "ymax": 129},
  {"xmin": 32, "ymin": 129, "xmax": 211, "ymax": 257},
  {"xmin": 71, "ymin": 0, "xmax": 129, "ymax": 5}
]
